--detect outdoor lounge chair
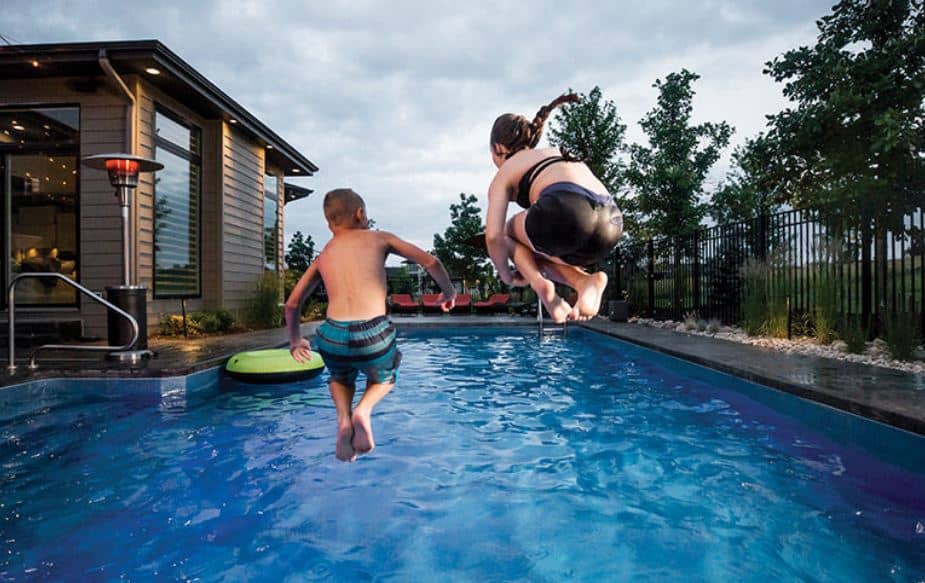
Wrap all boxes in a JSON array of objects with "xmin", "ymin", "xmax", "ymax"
[
  {"xmin": 389, "ymin": 294, "xmax": 420, "ymax": 314},
  {"xmin": 421, "ymin": 293, "xmax": 444, "ymax": 312},
  {"xmin": 451, "ymin": 294, "xmax": 471, "ymax": 313},
  {"xmin": 473, "ymin": 293, "xmax": 510, "ymax": 314}
]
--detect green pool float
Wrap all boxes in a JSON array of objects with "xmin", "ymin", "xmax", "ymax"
[{"xmin": 225, "ymin": 348, "xmax": 325, "ymax": 384}]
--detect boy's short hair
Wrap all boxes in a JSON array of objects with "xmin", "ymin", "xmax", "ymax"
[{"xmin": 323, "ymin": 188, "xmax": 365, "ymax": 225}]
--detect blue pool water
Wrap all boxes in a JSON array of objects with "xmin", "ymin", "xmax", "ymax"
[{"xmin": 1, "ymin": 327, "xmax": 924, "ymax": 581}]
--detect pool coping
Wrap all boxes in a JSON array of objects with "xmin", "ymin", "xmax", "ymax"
[{"xmin": 580, "ymin": 319, "xmax": 925, "ymax": 437}]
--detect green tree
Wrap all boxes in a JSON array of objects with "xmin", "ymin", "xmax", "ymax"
[
  {"xmin": 285, "ymin": 230, "xmax": 315, "ymax": 273},
  {"xmin": 387, "ymin": 266, "xmax": 415, "ymax": 295},
  {"xmin": 432, "ymin": 193, "xmax": 489, "ymax": 287},
  {"xmin": 547, "ymin": 86, "xmax": 630, "ymax": 223},
  {"xmin": 626, "ymin": 69, "xmax": 733, "ymax": 239},
  {"xmin": 710, "ymin": 136, "xmax": 781, "ymax": 224},
  {"xmin": 761, "ymin": 0, "xmax": 925, "ymax": 228}
]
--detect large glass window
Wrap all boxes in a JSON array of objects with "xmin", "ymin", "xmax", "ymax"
[
  {"xmin": 1, "ymin": 106, "xmax": 80, "ymax": 306},
  {"xmin": 264, "ymin": 174, "xmax": 279, "ymax": 271},
  {"xmin": 153, "ymin": 108, "xmax": 201, "ymax": 298}
]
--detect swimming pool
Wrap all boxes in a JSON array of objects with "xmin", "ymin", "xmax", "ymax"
[{"xmin": 1, "ymin": 327, "xmax": 923, "ymax": 581}]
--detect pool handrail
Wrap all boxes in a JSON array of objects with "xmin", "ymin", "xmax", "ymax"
[{"xmin": 6, "ymin": 272, "xmax": 139, "ymax": 373}]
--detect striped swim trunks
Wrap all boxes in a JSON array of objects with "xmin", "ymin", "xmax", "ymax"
[{"xmin": 315, "ymin": 315, "xmax": 402, "ymax": 385}]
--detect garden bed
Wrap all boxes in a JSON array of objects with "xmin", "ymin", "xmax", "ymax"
[{"xmin": 631, "ymin": 317, "xmax": 925, "ymax": 376}]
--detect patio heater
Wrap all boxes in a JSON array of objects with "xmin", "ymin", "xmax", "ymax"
[{"xmin": 82, "ymin": 153, "xmax": 164, "ymax": 362}]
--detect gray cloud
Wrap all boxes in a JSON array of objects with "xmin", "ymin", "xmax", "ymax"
[{"xmin": 2, "ymin": 0, "xmax": 830, "ymax": 259}]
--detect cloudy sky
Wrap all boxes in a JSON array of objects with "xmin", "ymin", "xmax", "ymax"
[{"xmin": 2, "ymin": 0, "xmax": 831, "ymax": 263}]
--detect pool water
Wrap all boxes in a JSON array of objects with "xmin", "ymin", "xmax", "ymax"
[{"xmin": 1, "ymin": 327, "xmax": 924, "ymax": 581}]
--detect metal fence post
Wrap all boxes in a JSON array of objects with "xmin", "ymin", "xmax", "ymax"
[
  {"xmin": 692, "ymin": 230, "xmax": 701, "ymax": 315},
  {"xmin": 647, "ymin": 239, "xmax": 655, "ymax": 318},
  {"xmin": 860, "ymin": 213, "xmax": 872, "ymax": 337}
]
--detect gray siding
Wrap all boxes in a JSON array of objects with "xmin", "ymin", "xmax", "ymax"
[{"xmin": 221, "ymin": 124, "xmax": 266, "ymax": 310}]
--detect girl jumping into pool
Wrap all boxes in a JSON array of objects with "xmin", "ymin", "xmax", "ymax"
[
  {"xmin": 286, "ymin": 188, "xmax": 456, "ymax": 462},
  {"xmin": 485, "ymin": 93, "xmax": 624, "ymax": 323}
]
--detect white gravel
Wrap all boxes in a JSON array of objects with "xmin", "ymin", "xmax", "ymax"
[{"xmin": 630, "ymin": 317, "xmax": 925, "ymax": 376}]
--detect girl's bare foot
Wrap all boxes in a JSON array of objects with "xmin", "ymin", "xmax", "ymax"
[
  {"xmin": 533, "ymin": 277, "xmax": 572, "ymax": 323},
  {"xmin": 574, "ymin": 272, "xmax": 608, "ymax": 319},
  {"xmin": 336, "ymin": 418, "xmax": 356, "ymax": 462},
  {"xmin": 351, "ymin": 407, "xmax": 375, "ymax": 454}
]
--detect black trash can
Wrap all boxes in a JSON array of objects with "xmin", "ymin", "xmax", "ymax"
[{"xmin": 106, "ymin": 285, "xmax": 148, "ymax": 350}]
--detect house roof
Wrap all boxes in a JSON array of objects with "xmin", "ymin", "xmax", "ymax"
[
  {"xmin": 284, "ymin": 182, "xmax": 314, "ymax": 205},
  {"xmin": 0, "ymin": 40, "xmax": 318, "ymax": 177}
]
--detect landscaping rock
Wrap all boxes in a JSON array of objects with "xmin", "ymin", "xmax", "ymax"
[{"xmin": 629, "ymin": 317, "xmax": 925, "ymax": 376}]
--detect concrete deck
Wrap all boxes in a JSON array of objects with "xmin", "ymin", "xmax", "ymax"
[{"xmin": 583, "ymin": 319, "xmax": 925, "ymax": 436}]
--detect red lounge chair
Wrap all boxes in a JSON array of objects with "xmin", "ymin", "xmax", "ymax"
[
  {"xmin": 473, "ymin": 293, "xmax": 510, "ymax": 313},
  {"xmin": 389, "ymin": 294, "xmax": 419, "ymax": 313},
  {"xmin": 421, "ymin": 293, "xmax": 444, "ymax": 312},
  {"xmin": 451, "ymin": 294, "xmax": 471, "ymax": 313}
]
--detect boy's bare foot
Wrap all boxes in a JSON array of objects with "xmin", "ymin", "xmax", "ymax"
[
  {"xmin": 572, "ymin": 272, "xmax": 608, "ymax": 320},
  {"xmin": 336, "ymin": 418, "xmax": 356, "ymax": 462},
  {"xmin": 351, "ymin": 407, "xmax": 375, "ymax": 454},
  {"xmin": 533, "ymin": 277, "xmax": 572, "ymax": 323}
]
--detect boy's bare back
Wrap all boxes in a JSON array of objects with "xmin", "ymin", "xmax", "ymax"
[{"xmin": 316, "ymin": 229, "xmax": 391, "ymax": 321}]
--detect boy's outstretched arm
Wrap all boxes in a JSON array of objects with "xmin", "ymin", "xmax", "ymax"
[
  {"xmin": 384, "ymin": 232, "xmax": 457, "ymax": 311},
  {"xmin": 284, "ymin": 259, "xmax": 322, "ymax": 362}
]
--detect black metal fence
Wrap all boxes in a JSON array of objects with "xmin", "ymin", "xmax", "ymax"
[{"xmin": 608, "ymin": 207, "xmax": 925, "ymax": 336}]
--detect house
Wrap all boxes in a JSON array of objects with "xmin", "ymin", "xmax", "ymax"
[{"xmin": 0, "ymin": 40, "xmax": 317, "ymax": 340}]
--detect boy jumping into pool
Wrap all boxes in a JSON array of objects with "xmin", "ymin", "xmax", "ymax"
[{"xmin": 285, "ymin": 188, "xmax": 456, "ymax": 462}]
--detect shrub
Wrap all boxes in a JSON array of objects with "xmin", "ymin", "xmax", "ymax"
[
  {"xmin": 837, "ymin": 316, "xmax": 867, "ymax": 354},
  {"xmin": 696, "ymin": 319, "xmax": 708, "ymax": 332},
  {"xmin": 813, "ymin": 272, "xmax": 838, "ymax": 344},
  {"xmin": 741, "ymin": 260, "xmax": 769, "ymax": 336},
  {"xmin": 159, "ymin": 314, "xmax": 202, "ymax": 337},
  {"xmin": 883, "ymin": 313, "xmax": 920, "ymax": 361},
  {"xmin": 706, "ymin": 319, "xmax": 721, "ymax": 334},
  {"xmin": 246, "ymin": 272, "xmax": 283, "ymax": 329},
  {"xmin": 766, "ymin": 295, "xmax": 789, "ymax": 339},
  {"xmin": 683, "ymin": 311, "xmax": 699, "ymax": 331},
  {"xmin": 302, "ymin": 299, "xmax": 327, "ymax": 322},
  {"xmin": 191, "ymin": 309, "xmax": 235, "ymax": 334}
]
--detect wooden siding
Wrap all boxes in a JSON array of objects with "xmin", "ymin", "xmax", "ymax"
[{"xmin": 221, "ymin": 124, "xmax": 267, "ymax": 310}]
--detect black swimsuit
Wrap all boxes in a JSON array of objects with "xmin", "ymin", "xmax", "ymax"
[{"xmin": 515, "ymin": 156, "xmax": 624, "ymax": 265}]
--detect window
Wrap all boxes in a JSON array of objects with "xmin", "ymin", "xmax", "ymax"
[
  {"xmin": 1, "ymin": 106, "xmax": 80, "ymax": 306},
  {"xmin": 264, "ymin": 174, "xmax": 279, "ymax": 271},
  {"xmin": 153, "ymin": 108, "xmax": 201, "ymax": 297}
]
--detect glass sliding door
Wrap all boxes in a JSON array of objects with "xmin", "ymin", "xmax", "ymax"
[{"xmin": 0, "ymin": 106, "xmax": 80, "ymax": 306}]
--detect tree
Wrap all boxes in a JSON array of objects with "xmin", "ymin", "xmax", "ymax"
[
  {"xmin": 626, "ymin": 69, "xmax": 733, "ymax": 239},
  {"xmin": 547, "ymin": 86, "xmax": 630, "ymax": 222},
  {"xmin": 761, "ymin": 0, "xmax": 925, "ymax": 228},
  {"xmin": 432, "ymin": 193, "xmax": 489, "ymax": 287},
  {"xmin": 710, "ymin": 136, "xmax": 781, "ymax": 224},
  {"xmin": 285, "ymin": 231, "xmax": 315, "ymax": 273},
  {"xmin": 387, "ymin": 266, "xmax": 415, "ymax": 294}
]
